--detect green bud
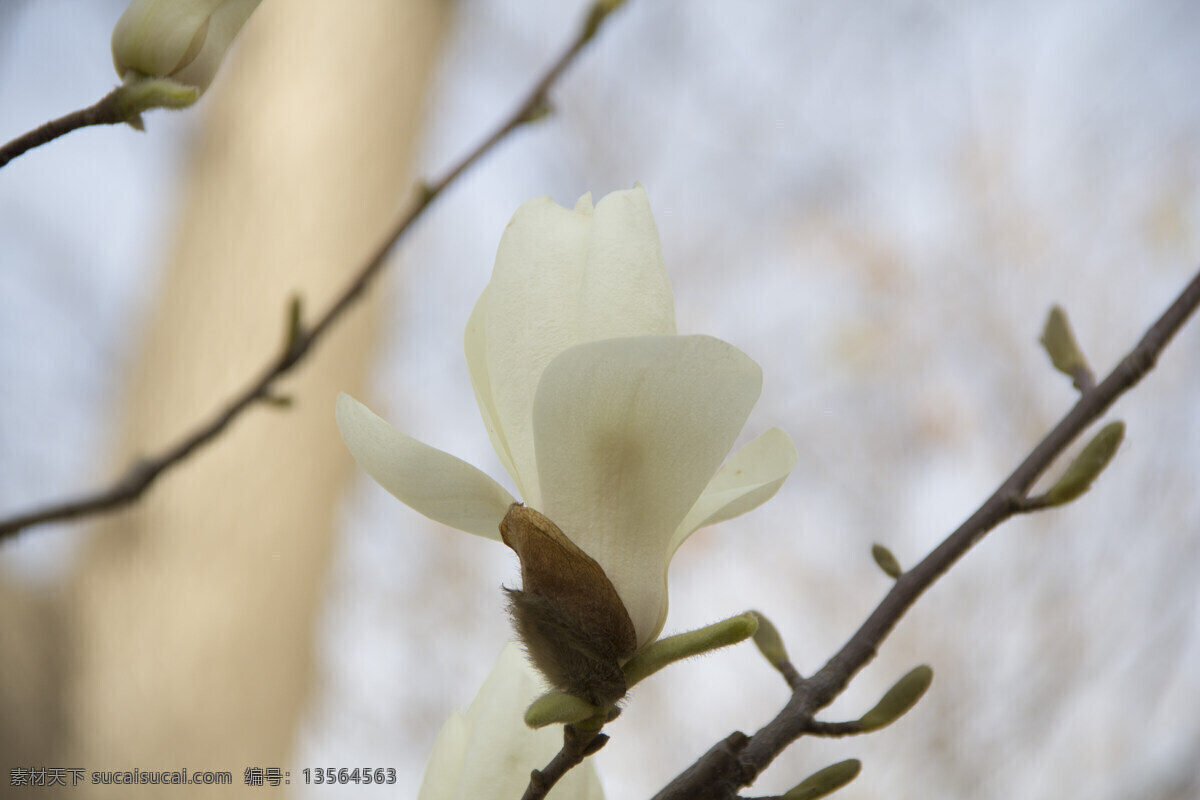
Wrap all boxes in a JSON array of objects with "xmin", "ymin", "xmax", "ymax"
[
  {"xmin": 784, "ymin": 759, "xmax": 862, "ymax": 800},
  {"xmin": 524, "ymin": 691, "xmax": 600, "ymax": 729},
  {"xmin": 1040, "ymin": 305, "xmax": 1091, "ymax": 388},
  {"xmin": 282, "ymin": 294, "xmax": 303, "ymax": 355},
  {"xmin": 582, "ymin": 0, "xmax": 629, "ymax": 40},
  {"xmin": 413, "ymin": 180, "xmax": 437, "ymax": 207},
  {"xmin": 857, "ymin": 665, "xmax": 933, "ymax": 732},
  {"xmin": 521, "ymin": 96, "xmax": 555, "ymax": 125},
  {"xmin": 1041, "ymin": 421, "xmax": 1125, "ymax": 507},
  {"xmin": 749, "ymin": 610, "xmax": 789, "ymax": 665},
  {"xmin": 871, "ymin": 544, "xmax": 902, "ymax": 579},
  {"xmin": 622, "ymin": 612, "xmax": 758, "ymax": 689},
  {"xmin": 259, "ymin": 392, "xmax": 293, "ymax": 408}
]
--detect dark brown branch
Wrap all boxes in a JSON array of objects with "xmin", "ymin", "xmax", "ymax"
[
  {"xmin": 0, "ymin": 87, "xmax": 128, "ymax": 169},
  {"xmin": 0, "ymin": 1, "xmax": 618, "ymax": 542},
  {"xmin": 798, "ymin": 719, "xmax": 864, "ymax": 738},
  {"xmin": 522, "ymin": 725, "xmax": 608, "ymax": 800},
  {"xmin": 652, "ymin": 267, "xmax": 1200, "ymax": 799}
]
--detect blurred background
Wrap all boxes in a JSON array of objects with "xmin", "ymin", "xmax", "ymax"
[{"xmin": 2, "ymin": 1, "xmax": 1198, "ymax": 797}]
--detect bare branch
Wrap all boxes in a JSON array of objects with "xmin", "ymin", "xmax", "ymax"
[
  {"xmin": 522, "ymin": 725, "xmax": 609, "ymax": 800},
  {"xmin": 0, "ymin": 88, "xmax": 130, "ymax": 169},
  {"xmin": 652, "ymin": 267, "xmax": 1200, "ymax": 799},
  {"xmin": 0, "ymin": 2, "xmax": 620, "ymax": 542}
]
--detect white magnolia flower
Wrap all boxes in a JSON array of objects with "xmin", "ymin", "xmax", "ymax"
[
  {"xmin": 112, "ymin": 0, "xmax": 262, "ymax": 93},
  {"xmin": 337, "ymin": 186, "xmax": 796, "ymax": 648},
  {"xmin": 418, "ymin": 642, "xmax": 604, "ymax": 800}
]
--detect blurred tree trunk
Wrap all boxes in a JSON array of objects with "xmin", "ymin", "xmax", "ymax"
[{"xmin": 51, "ymin": 2, "xmax": 449, "ymax": 796}]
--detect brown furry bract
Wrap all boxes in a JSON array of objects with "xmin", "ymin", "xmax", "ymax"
[{"xmin": 500, "ymin": 503, "xmax": 637, "ymax": 706}]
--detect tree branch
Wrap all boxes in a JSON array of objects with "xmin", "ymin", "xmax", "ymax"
[
  {"xmin": 0, "ymin": 0, "xmax": 623, "ymax": 542},
  {"xmin": 652, "ymin": 267, "xmax": 1200, "ymax": 799},
  {"xmin": 522, "ymin": 725, "xmax": 609, "ymax": 800},
  {"xmin": 0, "ymin": 88, "xmax": 132, "ymax": 169}
]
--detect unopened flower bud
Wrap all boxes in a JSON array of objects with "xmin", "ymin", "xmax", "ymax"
[
  {"xmin": 112, "ymin": 0, "xmax": 262, "ymax": 94},
  {"xmin": 501, "ymin": 504, "xmax": 637, "ymax": 707}
]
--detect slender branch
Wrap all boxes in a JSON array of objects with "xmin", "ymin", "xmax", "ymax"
[
  {"xmin": 799, "ymin": 719, "xmax": 864, "ymax": 738},
  {"xmin": 0, "ymin": 1, "xmax": 621, "ymax": 542},
  {"xmin": 652, "ymin": 267, "xmax": 1200, "ymax": 799},
  {"xmin": 0, "ymin": 88, "xmax": 129, "ymax": 169},
  {"xmin": 523, "ymin": 725, "xmax": 608, "ymax": 800}
]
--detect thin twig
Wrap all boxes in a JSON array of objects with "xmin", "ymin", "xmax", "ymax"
[
  {"xmin": 651, "ymin": 267, "xmax": 1200, "ymax": 799},
  {"xmin": 522, "ymin": 725, "xmax": 608, "ymax": 800},
  {"xmin": 0, "ymin": 2, "xmax": 620, "ymax": 542},
  {"xmin": 0, "ymin": 88, "xmax": 128, "ymax": 169}
]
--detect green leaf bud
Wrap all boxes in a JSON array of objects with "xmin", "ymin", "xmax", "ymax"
[
  {"xmin": 784, "ymin": 759, "xmax": 862, "ymax": 800},
  {"xmin": 1040, "ymin": 305, "xmax": 1091, "ymax": 389},
  {"xmin": 871, "ymin": 544, "xmax": 902, "ymax": 579},
  {"xmin": 749, "ymin": 610, "xmax": 789, "ymax": 666},
  {"xmin": 857, "ymin": 665, "xmax": 933, "ymax": 732},
  {"xmin": 583, "ymin": 0, "xmax": 629, "ymax": 40},
  {"xmin": 1041, "ymin": 421, "xmax": 1125, "ymax": 507}
]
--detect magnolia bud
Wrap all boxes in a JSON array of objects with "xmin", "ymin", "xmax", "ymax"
[
  {"xmin": 871, "ymin": 543, "xmax": 903, "ymax": 579},
  {"xmin": 784, "ymin": 759, "xmax": 862, "ymax": 800},
  {"xmin": 500, "ymin": 504, "xmax": 637, "ymax": 707},
  {"xmin": 1040, "ymin": 305, "xmax": 1092, "ymax": 390},
  {"xmin": 1041, "ymin": 421, "xmax": 1125, "ymax": 507},
  {"xmin": 857, "ymin": 665, "xmax": 933, "ymax": 732},
  {"xmin": 112, "ymin": 0, "xmax": 262, "ymax": 93},
  {"xmin": 749, "ymin": 609, "xmax": 789, "ymax": 666}
]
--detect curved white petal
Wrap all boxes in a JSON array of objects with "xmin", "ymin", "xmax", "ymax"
[
  {"xmin": 418, "ymin": 642, "xmax": 605, "ymax": 800},
  {"xmin": 113, "ymin": 0, "xmax": 224, "ymax": 78},
  {"xmin": 670, "ymin": 427, "xmax": 798, "ymax": 555},
  {"xmin": 577, "ymin": 186, "xmax": 676, "ymax": 341},
  {"xmin": 463, "ymin": 290, "xmax": 529, "ymax": 503},
  {"xmin": 532, "ymin": 335, "xmax": 762, "ymax": 645},
  {"xmin": 335, "ymin": 393, "xmax": 514, "ymax": 540},
  {"xmin": 470, "ymin": 186, "xmax": 675, "ymax": 506},
  {"xmin": 171, "ymin": 0, "xmax": 261, "ymax": 92}
]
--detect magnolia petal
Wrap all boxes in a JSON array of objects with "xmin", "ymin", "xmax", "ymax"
[
  {"xmin": 463, "ymin": 289, "xmax": 529, "ymax": 503},
  {"xmin": 335, "ymin": 393, "xmax": 514, "ymax": 540},
  {"xmin": 577, "ymin": 186, "xmax": 676, "ymax": 341},
  {"xmin": 418, "ymin": 642, "xmax": 605, "ymax": 800},
  {"xmin": 474, "ymin": 187, "xmax": 676, "ymax": 507},
  {"xmin": 112, "ymin": 0, "xmax": 261, "ymax": 92},
  {"xmin": 113, "ymin": 0, "xmax": 225, "ymax": 78},
  {"xmin": 480, "ymin": 195, "xmax": 592, "ymax": 507},
  {"xmin": 670, "ymin": 427, "xmax": 798, "ymax": 555},
  {"xmin": 171, "ymin": 0, "xmax": 261, "ymax": 92},
  {"xmin": 533, "ymin": 335, "xmax": 762, "ymax": 645}
]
